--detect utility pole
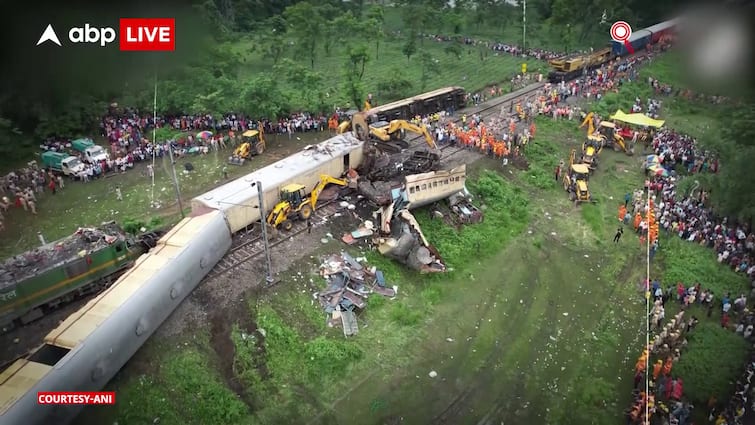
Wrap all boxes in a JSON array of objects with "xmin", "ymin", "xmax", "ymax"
[
  {"xmin": 252, "ymin": 181, "xmax": 274, "ymax": 285},
  {"xmin": 154, "ymin": 80, "xmax": 184, "ymax": 218},
  {"xmin": 167, "ymin": 143, "xmax": 185, "ymax": 218},
  {"xmin": 522, "ymin": 0, "xmax": 526, "ymax": 55}
]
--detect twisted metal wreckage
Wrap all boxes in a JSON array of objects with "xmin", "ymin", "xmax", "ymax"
[{"xmin": 355, "ymin": 162, "xmax": 481, "ymax": 273}]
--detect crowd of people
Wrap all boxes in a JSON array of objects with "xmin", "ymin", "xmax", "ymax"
[
  {"xmin": 613, "ymin": 72, "xmax": 754, "ymax": 423},
  {"xmin": 419, "ymin": 32, "xmax": 564, "ymax": 61},
  {"xmin": 0, "ymin": 162, "xmax": 66, "ymax": 231},
  {"xmin": 630, "ymin": 307, "xmax": 696, "ymax": 424}
]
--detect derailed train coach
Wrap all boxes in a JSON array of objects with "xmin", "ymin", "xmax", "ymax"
[
  {"xmin": 368, "ymin": 86, "xmax": 466, "ymax": 122},
  {"xmin": 0, "ymin": 211, "xmax": 231, "ymax": 425},
  {"xmin": 191, "ymin": 133, "xmax": 364, "ymax": 233},
  {"xmin": 0, "ymin": 133, "xmax": 364, "ymax": 425}
]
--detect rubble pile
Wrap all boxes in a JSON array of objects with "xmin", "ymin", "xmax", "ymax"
[
  {"xmin": 445, "ymin": 191, "xmax": 484, "ymax": 224},
  {"xmin": 315, "ymin": 252, "xmax": 398, "ymax": 337}
]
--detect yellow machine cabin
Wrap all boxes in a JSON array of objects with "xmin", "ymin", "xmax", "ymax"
[
  {"xmin": 339, "ymin": 112, "xmax": 438, "ymax": 153},
  {"xmin": 597, "ymin": 121, "xmax": 634, "ymax": 155},
  {"xmin": 580, "ymin": 113, "xmax": 633, "ymax": 156},
  {"xmin": 581, "ymin": 136, "xmax": 604, "ymax": 171},
  {"xmin": 267, "ymin": 174, "xmax": 349, "ymax": 231},
  {"xmin": 228, "ymin": 127, "xmax": 266, "ymax": 165},
  {"xmin": 563, "ymin": 150, "xmax": 592, "ymax": 204}
]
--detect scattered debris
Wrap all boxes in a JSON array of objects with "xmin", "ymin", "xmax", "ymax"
[{"xmin": 315, "ymin": 252, "xmax": 398, "ymax": 337}]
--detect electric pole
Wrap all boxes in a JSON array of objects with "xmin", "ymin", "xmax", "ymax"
[{"xmin": 522, "ymin": 0, "xmax": 526, "ymax": 55}]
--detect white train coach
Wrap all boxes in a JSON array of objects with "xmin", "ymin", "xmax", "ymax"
[{"xmin": 192, "ymin": 133, "xmax": 364, "ymax": 233}]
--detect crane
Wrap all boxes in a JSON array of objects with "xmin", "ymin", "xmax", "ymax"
[
  {"xmin": 266, "ymin": 174, "xmax": 350, "ymax": 231},
  {"xmin": 340, "ymin": 112, "xmax": 438, "ymax": 153}
]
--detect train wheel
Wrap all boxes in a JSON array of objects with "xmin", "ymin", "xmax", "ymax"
[
  {"xmin": 300, "ymin": 205, "xmax": 313, "ymax": 220},
  {"xmin": 281, "ymin": 220, "xmax": 293, "ymax": 231}
]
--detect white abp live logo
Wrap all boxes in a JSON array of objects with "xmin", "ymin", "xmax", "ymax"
[{"xmin": 36, "ymin": 19, "xmax": 175, "ymax": 51}]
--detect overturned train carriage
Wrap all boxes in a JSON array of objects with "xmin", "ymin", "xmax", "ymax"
[
  {"xmin": 192, "ymin": 133, "xmax": 364, "ymax": 233},
  {"xmin": 0, "ymin": 211, "xmax": 231, "ymax": 425},
  {"xmin": 368, "ymin": 87, "xmax": 466, "ymax": 122}
]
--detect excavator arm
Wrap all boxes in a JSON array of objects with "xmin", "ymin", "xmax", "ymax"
[
  {"xmin": 308, "ymin": 174, "xmax": 349, "ymax": 210},
  {"xmin": 386, "ymin": 120, "xmax": 438, "ymax": 150},
  {"xmin": 580, "ymin": 112, "xmax": 595, "ymax": 136}
]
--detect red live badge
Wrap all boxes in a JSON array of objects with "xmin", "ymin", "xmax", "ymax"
[{"xmin": 610, "ymin": 21, "xmax": 634, "ymax": 54}]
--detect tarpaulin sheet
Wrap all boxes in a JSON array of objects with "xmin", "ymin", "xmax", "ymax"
[{"xmin": 610, "ymin": 110, "xmax": 665, "ymax": 128}]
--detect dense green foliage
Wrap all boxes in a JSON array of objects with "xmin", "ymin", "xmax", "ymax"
[
  {"xmin": 234, "ymin": 305, "xmax": 363, "ymax": 422},
  {"xmin": 418, "ymin": 170, "xmax": 530, "ymax": 271},
  {"xmin": 674, "ymin": 321, "xmax": 751, "ymax": 405},
  {"xmin": 659, "ymin": 237, "xmax": 750, "ymax": 296},
  {"xmin": 108, "ymin": 346, "xmax": 247, "ymax": 425}
]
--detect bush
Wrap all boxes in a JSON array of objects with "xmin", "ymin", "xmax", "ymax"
[
  {"xmin": 673, "ymin": 321, "xmax": 750, "ymax": 404},
  {"xmin": 659, "ymin": 237, "xmax": 749, "ymax": 296},
  {"xmin": 417, "ymin": 170, "xmax": 529, "ymax": 271}
]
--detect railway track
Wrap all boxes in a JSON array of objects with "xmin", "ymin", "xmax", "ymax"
[
  {"xmin": 205, "ymin": 83, "xmax": 548, "ymax": 282},
  {"xmin": 205, "ymin": 200, "xmax": 341, "ymax": 280}
]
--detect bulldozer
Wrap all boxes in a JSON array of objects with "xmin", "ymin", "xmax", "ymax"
[
  {"xmin": 228, "ymin": 126, "xmax": 266, "ymax": 165},
  {"xmin": 580, "ymin": 112, "xmax": 633, "ymax": 155},
  {"xmin": 266, "ymin": 174, "xmax": 349, "ymax": 231},
  {"xmin": 581, "ymin": 135, "xmax": 604, "ymax": 171},
  {"xmin": 563, "ymin": 149, "xmax": 592, "ymax": 204},
  {"xmin": 596, "ymin": 121, "xmax": 634, "ymax": 155},
  {"xmin": 339, "ymin": 112, "xmax": 438, "ymax": 154}
]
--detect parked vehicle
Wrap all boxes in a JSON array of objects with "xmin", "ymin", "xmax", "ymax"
[
  {"xmin": 40, "ymin": 151, "xmax": 85, "ymax": 177},
  {"xmin": 71, "ymin": 138, "xmax": 109, "ymax": 164}
]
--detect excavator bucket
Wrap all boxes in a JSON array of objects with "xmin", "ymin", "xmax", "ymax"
[
  {"xmin": 227, "ymin": 156, "xmax": 245, "ymax": 165},
  {"xmin": 352, "ymin": 113, "xmax": 370, "ymax": 142}
]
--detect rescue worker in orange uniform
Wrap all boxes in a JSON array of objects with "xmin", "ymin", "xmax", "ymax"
[
  {"xmin": 652, "ymin": 359, "xmax": 663, "ymax": 379},
  {"xmin": 618, "ymin": 205, "xmax": 627, "ymax": 222}
]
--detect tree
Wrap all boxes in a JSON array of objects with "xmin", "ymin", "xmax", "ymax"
[
  {"xmin": 342, "ymin": 65, "xmax": 365, "ymax": 111},
  {"xmin": 283, "ymin": 2, "xmax": 325, "ymax": 69},
  {"xmin": 327, "ymin": 11, "xmax": 360, "ymax": 56},
  {"xmin": 347, "ymin": 45, "xmax": 370, "ymax": 81},
  {"xmin": 363, "ymin": 18, "xmax": 385, "ymax": 60},
  {"xmin": 705, "ymin": 103, "xmax": 755, "ymax": 223},
  {"xmin": 258, "ymin": 31, "xmax": 287, "ymax": 65},
  {"xmin": 376, "ymin": 69, "xmax": 414, "ymax": 101},
  {"xmin": 237, "ymin": 74, "xmax": 288, "ymax": 119},
  {"xmin": 402, "ymin": 34, "xmax": 418, "ymax": 63},
  {"xmin": 276, "ymin": 59, "xmax": 326, "ymax": 112},
  {"xmin": 419, "ymin": 52, "xmax": 441, "ymax": 90}
]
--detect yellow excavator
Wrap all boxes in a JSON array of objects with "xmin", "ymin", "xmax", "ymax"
[
  {"xmin": 338, "ymin": 112, "xmax": 438, "ymax": 153},
  {"xmin": 580, "ymin": 112, "xmax": 633, "ymax": 155},
  {"xmin": 563, "ymin": 149, "xmax": 592, "ymax": 204},
  {"xmin": 266, "ymin": 174, "xmax": 349, "ymax": 231},
  {"xmin": 228, "ymin": 126, "xmax": 266, "ymax": 165},
  {"xmin": 581, "ymin": 135, "xmax": 603, "ymax": 171}
]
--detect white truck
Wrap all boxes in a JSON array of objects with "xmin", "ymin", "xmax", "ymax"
[
  {"xmin": 71, "ymin": 138, "xmax": 109, "ymax": 164},
  {"xmin": 41, "ymin": 151, "xmax": 86, "ymax": 177}
]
